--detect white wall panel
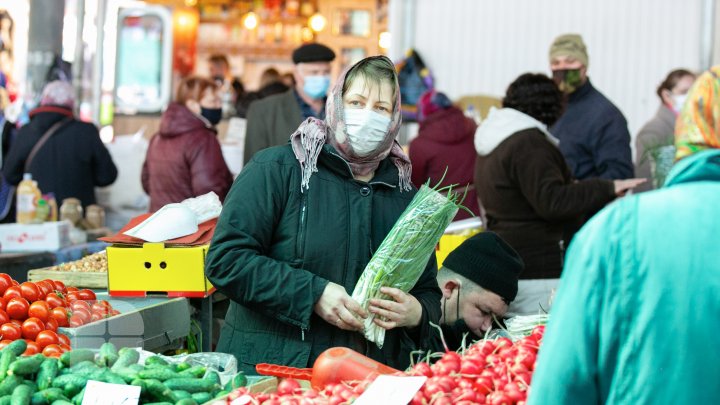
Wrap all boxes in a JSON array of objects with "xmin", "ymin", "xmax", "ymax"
[{"xmin": 410, "ymin": 0, "xmax": 703, "ymax": 140}]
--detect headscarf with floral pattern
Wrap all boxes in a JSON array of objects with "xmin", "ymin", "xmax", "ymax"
[{"xmin": 675, "ymin": 65, "xmax": 720, "ymax": 160}]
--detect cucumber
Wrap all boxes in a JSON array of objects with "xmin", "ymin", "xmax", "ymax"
[
  {"xmin": 111, "ymin": 367, "xmax": 138, "ymax": 384},
  {"xmin": 110, "ymin": 348, "xmax": 139, "ymax": 371},
  {"xmin": 59, "ymin": 350, "xmax": 94, "ymax": 368},
  {"xmin": 36, "ymin": 359, "xmax": 60, "ymax": 391},
  {"xmin": 10, "ymin": 384, "xmax": 33, "ymax": 405},
  {"xmin": 178, "ymin": 366, "xmax": 206, "ymax": 379},
  {"xmin": 98, "ymin": 371, "xmax": 125, "ymax": 385},
  {"xmin": 49, "ymin": 401, "xmax": 73, "ymax": 405},
  {"xmin": 175, "ymin": 399, "xmax": 198, "ymax": 405},
  {"xmin": 129, "ymin": 379, "xmax": 147, "ymax": 396},
  {"xmin": 64, "ymin": 363, "xmax": 98, "ymax": 379},
  {"xmin": 4, "ymin": 342, "xmax": 26, "ymax": 358},
  {"xmin": 29, "ymin": 388, "xmax": 66, "ymax": 405},
  {"xmin": 137, "ymin": 368, "xmax": 181, "ymax": 382},
  {"xmin": 223, "ymin": 372, "xmax": 247, "ymax": 391},
  {"xmin": 9, "ymin": 355, "xmax": 45, "ymax": 376},
  {"xmin": 141, "ymin": 403, "xmax": 172, "ymax": 405},
  {"xmin": 50, "ymin": 375, "xmax": 88, "ymax": 392},
  {"xmin": 0, "ymin": 351, "xmax": 16, "ymax": 382},
  {"xmin": 214, "ymin": 390, "xmax": 229, "ymax": 399},
  {"xmin": 144, "ymin": 379, "xmax": 174, "ymax": 403},
  {"xmin": 173, "ymin": 363, "xmax": 191, "ymax": 373},
  {"xmin": 69, "ymin": 388, "xmax": 83, "ymax": 405},
  {"xmin": 96, "ymin": 343, "xmax": 118, "ymax": 368},
  {"xmin": 192, "ymin": 392, "xmax": 213, "ymax": 403},
  {"xmin": 0, "ymin": 396, "xmax": 10, "ymax": 405},
  {"xmin": 128, "ymin": 364, "xmax": 144, "ymax": 373},
  {"xmin": 163, "ymin": 378, "xmax": 218, "ymax": 394},
  {"xmin": 143, "ymin": 356, "xmax": 169, "ymax": 367},
  {"xmin": 171, "ymin": 390, "xmax": 191, "ymax": 400},
  {"xmin": 204, "ymin": 371, "xmax": 220, "ymax": 385},
  {"xmin": 0, "ymin": 376, "xmax": 22, "ymax": 396}
]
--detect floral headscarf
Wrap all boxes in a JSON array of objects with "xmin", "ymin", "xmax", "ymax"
[
  {"xmin": 290, "ymin": 56, "xmax": 411, "ymax": 192},
  {"xmin": 675, "ymin": 65, "xmax": 720, "ymax": 160}
]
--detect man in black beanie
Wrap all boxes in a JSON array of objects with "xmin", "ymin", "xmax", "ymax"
[
  {"xmin": 432, "ymin": 232, "xmax": 523, "ymax": 351},
  {"xmin": 243, "ymin": 43, "xmax": 336, "ymax": 163}
]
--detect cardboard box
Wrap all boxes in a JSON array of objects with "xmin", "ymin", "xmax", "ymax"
[
  {"xmin": 0, "ymin": 221, "xmax": 71, "ymax": 252},
  {"xmin": 107, "ymin": 243, "xmax": 214, "ymax": 298},
  {"xmin": 435, "ymin": 218, "xmax": 483, "ymax": 267}
]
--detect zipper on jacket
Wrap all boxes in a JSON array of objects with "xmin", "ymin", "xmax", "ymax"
[
  {"xmin": 558, "ymin": 240, "xmax": 565, "ymax": 268},
  {"xmin": 301, "ymin": 326, "xmax": 306, "ymax": 341},
  {"xmin": 296, "ymin": 194, "xmax": 307, "ymax": 263}
]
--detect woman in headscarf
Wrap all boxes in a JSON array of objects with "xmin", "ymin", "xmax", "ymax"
[
  {"xmin": 205, "ymin": 56, "xmax": 441, "ymax": 373},
  {"xmin": 529, "ymin": 66, "xmax": 720, "ymax": 404}
]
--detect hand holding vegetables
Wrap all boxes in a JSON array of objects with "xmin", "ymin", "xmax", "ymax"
[
  {"xmin": 313, "ymin": 282, "xmax": 367, "ymax": 331},
  {"xmin": 368, "ymin": 287, "xmax": 422, "ymax": 329}
]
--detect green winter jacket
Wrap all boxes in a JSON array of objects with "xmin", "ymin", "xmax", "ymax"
[
  {"xmin": 206, "ymin": 144, "xmax": 442, "ymax": 374},
  {"xmin": 528, "ymin": 149, "xmax": 720, "ymax": 404}
]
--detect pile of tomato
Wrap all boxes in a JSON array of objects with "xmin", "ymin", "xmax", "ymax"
[
  {"xmin": 221, "ymin": 325, "xmax": 545, "ymax": 405},
  {"xmin": 0, "ymin": 273, "xmax": 121, "ymax": 358}
]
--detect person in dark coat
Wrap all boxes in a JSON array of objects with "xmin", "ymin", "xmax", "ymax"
[
  {"xmin": 142, "ymin": 76, "xmax": 233, "ymax": 212},
  {"xmin": 409, "ymin": 90, "xmax": 479, "ymax": 220},
  {"xmin": 206, "ymin": 56, "xmax": 441, "ymax": 373},
  {"xmin": 549, "ymin": 33, "xmax": 634, "ymax": 181},
  {"xmin": 243, "ymin": 43, "xmax": 335, "ymax": 163},
  {"xmin": 2, "ymin": 81, "xmax": 117, "ymax": 208},
  {"xmin": 473, "ymin": 73, "xmax": 644, "ymax": 316},
  {"xmin": 235, "ymin": 68, "xmax": 290, "ymax": 118}
]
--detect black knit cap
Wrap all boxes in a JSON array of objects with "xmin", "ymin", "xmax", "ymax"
[
  {"xmin": 442, "ymin": 232, "xmax": 524, "ymax": 303},
  {"xmin": 292, "ymin": 43, "xmax": 336, "ymax": 64}
]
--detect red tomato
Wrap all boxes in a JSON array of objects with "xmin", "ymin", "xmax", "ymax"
[
  {"xmin": 3, "ymin": 286, "xmax": 22, "ymax": 301},
  {"xmin": 35, "ymin": 330, "xmax": 59, "ymax": 349},
  {"xmin": 93, "ymin": 300, "xmax": 112, "ymax": 310},
  {"xmin": 0, "ymin": 339, "xmax": 12, "ymax": 350},
  {"xmin": 35, "ymin": 281, "xmax": 53, "ymax": 298},
  {"xmin": 6, "ymin": 297, "xmax": 29, "ymax": 320},
  {"xmin": 66, "ymin": 287, "xmax": 79, "ymax": 293},
  {"xmin": 22, "ymin": 340, "xmax": 40, "ymax": 356},
  {"xmin": 68, "ymin": 314, "xmax": 84, "ymax": 328},
  {"xmin": 21, "ymin": 318, "xmax": 44, "ymax": 340},
  {"xmin": 19, "ymin": 282, "xmax": 40, "ymax": 303},
  {"xmin": 0, "ymin": 274, "xmax": 12, "ymax": 296},
  {"xmin": 50, "ymin": 307, "xmax": 69, "ymax": 327},
  {"xmin": 44, "ymin": 293, "xmax": 66, "ymax": 309},
  {"xmin": 0, "ymin": 299, "xmax": 6, "ymax": 312},
  {"xmin": 0, "ymin": 309, "xmax": 9, "ymax": 325},
  {"xmin": 58, "ymin": 343, "xmax": 71, "ymax": 352},
  {"xmin": 90, "ymin": 313, "xmax": 102, "ymax": 322},
  {"xmin": 9, "ymin": 319, "xmax": 21, "ymax": 327},
  {"xmin": 51, "ymin": 280, "xmax": 66, "ymax": 294},
  {"xmin": 57, "ymin": 333, "xmax": 70, "ymax": 347},
  {"xmin": 70, "ymin": 300, "xmax": 91, "ymax": 313},
  {"xmin": 108, "ymin": 309, "xmax": 121, "ymax": 317},
  {"xmin": 0, "ymin": 322, "xmax": 21, "ymax": 340},
  {"xmin": 28, "ymin": 301, "xmax": 50, "ymax": 322},
  {"xmin": 91, "ymin": 304, "xmax": 109, "ymax": 316},
  {"xmin": 65, "ymin": 292, "xmax": 80, "ymax": 303},
  {"xmin": 72, "ymin": 308, "xmax": 91, "ymax": 324},
  {"xmin": 42, "ymin": 344, "xmax": 63, "ymax": 358},
  {"xmin": 44, "ymin": 317, "xmax": 58, "ymax": 332},
  {"xmin": 76, "ymin": 289, "xmax": 96, "ymax": 301}
]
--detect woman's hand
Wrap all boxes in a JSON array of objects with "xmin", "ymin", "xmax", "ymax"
[
  {"xmin": 613, "ymin": 178, "xmax": 647, "ymax": 196},
  {"xmin": 368, "ymin": 287, "xmax": 422, "ymax": 330},
  {"xmin": 314, "ymin": 282, "xmax": 368, "ymax": 332}
]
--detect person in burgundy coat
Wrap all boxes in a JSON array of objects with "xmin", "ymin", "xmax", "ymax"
[
  {"xmin": 142, "ymin": 77, "xmax": 233, "ymax": 212},
  {"xmin": 408, "ymin": 90, "xmax": 479, "ymax": 220}
]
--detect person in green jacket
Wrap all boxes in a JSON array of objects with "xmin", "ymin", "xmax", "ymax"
[
  {"xmin": 206, "ymin": 55, "xmax": 442, "ymax": 374},
  {"xmin": 529, "ymin": 65, "xmax": 720, "ymax": 404}
]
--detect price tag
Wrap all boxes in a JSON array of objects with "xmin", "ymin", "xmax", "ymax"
[
  {"xmin": 81, "ymin": 380, "xmax": 141, "ymax": 405},
  {"xmin": 353, "ymin": 375, "xmax": 427, "ymax": 405}
]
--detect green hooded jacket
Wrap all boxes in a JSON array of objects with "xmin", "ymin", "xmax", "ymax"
[{"xmin": 206, "ymin": 143, "xmax": 442, "ymax": 373}]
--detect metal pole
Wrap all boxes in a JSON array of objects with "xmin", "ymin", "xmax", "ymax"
[
  {"xmin": 700, "ymin": 0, "xmax": 715, "ymax": 70},
  {"xmin": 91, "ymin": 0, "xmax": 107, "ymax": 126},
  {"xmin": 72, "ymin": 0, "xmax": 85, "ymax": 114},
  {"xmin": 27, "ymin": 0, "xmax": 65, "ymax": 102}
]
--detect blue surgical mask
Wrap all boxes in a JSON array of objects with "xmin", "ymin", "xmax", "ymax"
[
  {"xmin": 344, "ymin": 109, "xmax": 392, "ymax": 156},
  {"xmin": 201, "ymin": 107, "xmax": 222, "ymax": 126},
  {"xmin": 303, "ymin": 75, "xmax": 330, "ymax": 99}
]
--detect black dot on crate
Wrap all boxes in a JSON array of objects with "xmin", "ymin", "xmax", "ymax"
[
  {"xmin": 160, "ymin": 262, "xmax": 167, "ymax": 269},
  {"xmin": 144, "ymin": 262, "xmax": 151, "ymax": 269}
]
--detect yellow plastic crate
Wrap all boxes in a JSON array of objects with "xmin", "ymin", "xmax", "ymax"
[
  {"xmin": 435, "ymin": 229, "xmax": 482, "ymax": 268},
  {"xmin": 107, "ymin": 243, "xmax": 214, "ymax": 298}
]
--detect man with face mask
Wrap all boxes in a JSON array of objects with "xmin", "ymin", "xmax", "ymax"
[
  {"xmin": 549, "ymin": 34, "xmax": 634, "ymax": 182},
  {"xmin": 431, "ymin": 232, "xmax": 523, "ymax": 351},
  {"xmin": 243, "ymin": 43, "xmax": 335, "ymax": 164}
]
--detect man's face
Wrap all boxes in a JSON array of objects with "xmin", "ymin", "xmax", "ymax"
[
  {"xmin": 440, "ymin": 280, "xmax": 509, "ymax": 337},
  {"xmin": 294, "ymin": 62, "xmax": 332, "ymax": 91},
  {"xmin": 550, "ymin": 55, "xmax": 587, "ymax": 81},
  {"xmin": 209, "ymin": 62, "xmax": 228, "ymax": 82}
]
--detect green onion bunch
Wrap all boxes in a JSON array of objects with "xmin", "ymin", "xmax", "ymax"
[{"xmin": 351, "ymin": 183, "xmax": 464, "ymax": 348}]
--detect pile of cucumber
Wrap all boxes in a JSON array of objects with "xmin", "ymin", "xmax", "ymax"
[{"xmin": 0, "ymin": 340, "xmax": 247, "ymax": 405}]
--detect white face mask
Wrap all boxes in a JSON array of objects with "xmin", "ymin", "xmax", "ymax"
[
  {"xmin": 672, "ymin": 94, "xmax": 687, "ymax": 113},
  {"xmin": 344, "ymin": 109, "xmax": 392, "ymax": 156}
]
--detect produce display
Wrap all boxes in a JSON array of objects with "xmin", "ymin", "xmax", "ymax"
[
  {"xmin": 0, "ymin": 341, "xmax": 247, "ymax": 404},
  {"xmin": 0, "ymin": 274, "xmax": 120, "ymax": 356},
  {"xmin": 44, "ymin": 251, "xmax": 108, "ymax": 273},
  {"xmin": 220, "ymin": 325, "xmax": 545, "ymax": 405}
]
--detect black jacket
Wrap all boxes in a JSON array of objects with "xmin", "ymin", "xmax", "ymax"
[{"xmin": 3, "ymin": 106, "xmax": 118, "ymax": 207}]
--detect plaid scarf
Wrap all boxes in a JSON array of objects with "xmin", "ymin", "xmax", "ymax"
[
  {"xmin": 675, "ymin": 66, "xmax": 720, "ymax": 160},
  {"xmin": 290, "ymin": 56, "xmax": 411, "ymax": 192}
]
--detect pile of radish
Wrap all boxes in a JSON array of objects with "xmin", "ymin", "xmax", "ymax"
[{"xmin": 220, "ymin": 325, "xmax": 545, "ymax": 405}]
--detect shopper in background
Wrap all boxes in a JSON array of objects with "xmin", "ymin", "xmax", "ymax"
[
  {"xmin": 549, "ymin": 33, "xmax": 634, "ymax": 181},
  {"xmin": 142, "ymin": 76, "xmax": 233, "ymax": 212},
  {"xmin": 634, "ymin": 69, "xmax": 696, "ymax": 192},
  {"xmin": 243, "ymin": 43, "xmax": 335, "ymax": 163},
  {"xmin": 528, "ymin": 65, "xmax": 720, "ymax": 405},
  {"xmin": 206, "ymin": 56, "xmax": 441, "ymax": 373},
  {"xmin": 473, "ymin": 73, "xmax": 644, "ymax": 316},
  {"xmin": 409, "ymin": 89, "xmax": 480, "ymax": 220},
  {"xmin": 432, "ymin": 232, "xmax": 523, "ymax": 351},
  {"xmin": 208, "ymin": 54, "xmax": 244, "ymax": 117},
  {"xmin": 235, "ymin": 67, "xmax": 290, "ymax": 118},
  {"xmin": 2, "ymin": 80, "xmax": 117, "ymax": 208}
]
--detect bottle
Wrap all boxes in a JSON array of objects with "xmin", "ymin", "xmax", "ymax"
[
  {"xmin": 16, "ymin": 173, "xmax": 41, "ymax": 224},
  {"xmin": 59, "ymin": 198, "xmax": 83, "ymax": 227},
  {"xmin": 33, "ymin": 198, "xmax": 49, "ymax": 223}
]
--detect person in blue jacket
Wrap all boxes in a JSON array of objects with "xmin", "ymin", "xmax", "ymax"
[{"xmin": 529, "ymin": 65, "xmax": 720, "ymax": 404}]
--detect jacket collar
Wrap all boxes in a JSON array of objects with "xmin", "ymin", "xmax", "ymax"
[
  {"xmin": 568, "ymin": 78, "xmax": 593, "ymax": 102},
  {"xmin": 664, "ymin": 149, "xmax": 720, "ymax": 187},
  {"xmin": 474, "ymin": 107, "xmax": 558, "ymax": 155},
  {"xmin": 319, "ymin": 144, "xmax": 399, "ymax": 188},
  {"xmin": 655, "ymin": 104, "xmax": 677, "ymax": 129},
  {"xmin": 29, "ymin": 105, "xmax": 74, "ymax": 119}
]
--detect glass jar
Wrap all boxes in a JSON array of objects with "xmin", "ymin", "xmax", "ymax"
[
  {"xmin": 59, "ymin": 198, "xmax": 83, "ymax": 226},
  {"xmin": 85, "ymin": 204, "xmax": 105, "ymax": 229}
]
